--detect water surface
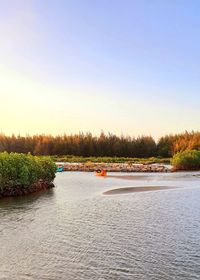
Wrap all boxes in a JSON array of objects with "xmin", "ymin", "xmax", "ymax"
[{"xmin": 1, "ymin": 172, "xmax": 200, "ymax": 279}]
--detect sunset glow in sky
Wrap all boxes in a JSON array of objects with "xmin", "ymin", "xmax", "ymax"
[{"xmin": 1, "ymin": 0, "xmax": 200, "ymax": 138}]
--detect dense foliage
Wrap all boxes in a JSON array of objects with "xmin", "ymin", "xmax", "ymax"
[
  {"xmin": 0, "ymin": 133, "xmax": 156, "ymax": 157},
  {"xmin": 0, "ymin": 152, "xmax": 57, "ymax": 189},
  {"xmin": 0, "ymin": 131, "xmax": 199, "ymax": 158},
  {"xmin": 157, "ymin": 131, "xmax": 200, "ymax": 157},
  {"xmin": 171, "ymin": 150, "xmax": 200, "ymax": 170}
]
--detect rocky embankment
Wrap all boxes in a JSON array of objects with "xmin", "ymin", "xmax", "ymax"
[
  {"xmin": 0, "ymin": 181, "xmax": 55, "ymax": 198},
  {"xmin": 61, "ymin": 163, "xmax": 170, "ymax": 172}
]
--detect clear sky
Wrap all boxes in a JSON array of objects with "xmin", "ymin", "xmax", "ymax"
[{"xmin": 0, "ymin": 0, "xmax": 200, "ymax": 139}]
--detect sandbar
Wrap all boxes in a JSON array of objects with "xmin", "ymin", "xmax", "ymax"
[{"xmin": 103, "ymin": 186, "xmax": 175, "ymax": 195}]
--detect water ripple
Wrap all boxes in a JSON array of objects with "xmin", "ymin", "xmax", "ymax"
[{"xmin": 1, "ymin": 172, "xmax": 200, "ymax": 279}]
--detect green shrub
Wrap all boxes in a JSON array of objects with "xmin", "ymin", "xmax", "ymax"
[
  {"xmin": 0, "ymin": 152, "xmax": 57, "ymax": 190},
  {"xmin": 171, "ymin": 150, "xmax": 200, "ymax": 170}
]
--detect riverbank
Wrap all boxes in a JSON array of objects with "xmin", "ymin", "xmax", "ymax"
[
  {"xmin": 0, "ymin": 181, "xmax": 55, "ymax": 198},
  {"xmin": 59, "ymin": 162, "xmax": 170, "ymax": 172}
]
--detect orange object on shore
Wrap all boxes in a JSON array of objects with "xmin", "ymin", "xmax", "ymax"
[{"xmin": 95, "ymin": 170, "xmax": 107, "ymax": 177}]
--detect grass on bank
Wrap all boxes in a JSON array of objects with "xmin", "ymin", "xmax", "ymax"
[
  {"xmin": 0, "ymin": 152, "xmax": 57, "ymax": 190},
  {"xmin": 51, "ymin": 155, "xmax": 170, "ymax": 164}
]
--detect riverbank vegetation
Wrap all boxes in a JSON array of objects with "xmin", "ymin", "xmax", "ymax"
[
  {"xmin": 171, "ymin": 150, "xmax": 200, "ymax": 171},
  {"xmin": 0, "ymin": 131, "xmax": 199, "ymax": 158},
  {"xmin": 0, "ymin": 152, "xmax": 57, "ymax": 197},
  {"xmin": 52, "ymin": 155, "xmax": 170, "ymax": 164}
]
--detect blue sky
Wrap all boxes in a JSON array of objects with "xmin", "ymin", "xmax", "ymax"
[{"xmin": 0, "ymin": 0, "xmax": 200, "ymax": 138}]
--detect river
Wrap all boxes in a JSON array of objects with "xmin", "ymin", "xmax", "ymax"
[{"xmin": 1, "ymin": 172, "xmax": 200, "ymax": 279}]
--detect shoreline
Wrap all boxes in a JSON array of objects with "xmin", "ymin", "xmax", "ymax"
[
  {"xmin": 0, "ymin": 181, "xmax": 55, "ymax": 198},
  {"xmin": 59, "ymin": 162, "xmax": 171, "ymax": 173}
]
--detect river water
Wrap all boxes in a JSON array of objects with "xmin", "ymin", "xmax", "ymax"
[{"xmin": 1, "ymin": 172, "xmax": 200, "ymax": 280}]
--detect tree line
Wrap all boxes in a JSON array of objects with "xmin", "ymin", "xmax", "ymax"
[{"xmin": 0, "ymin": 131, "xmax": 199, "ymax": 158}]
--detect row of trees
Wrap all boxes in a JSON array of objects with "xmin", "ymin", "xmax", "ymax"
[{"xmin": 0, "ymin": 131, "xmax": 199, "ymax": 158}]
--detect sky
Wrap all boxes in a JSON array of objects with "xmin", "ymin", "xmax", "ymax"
[{"xmin": 0, "ymin": 0, "xmax": 200, "ymax": 139}]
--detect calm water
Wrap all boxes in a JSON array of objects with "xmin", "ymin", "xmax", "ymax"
[{"xmin": 1, "ymin": 172, "xmax": 200, "ymax": 280}]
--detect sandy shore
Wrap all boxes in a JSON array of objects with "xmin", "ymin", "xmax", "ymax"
[{"xmin": 103, "ymin": 186, "xmax": 175, "ymax": 195}]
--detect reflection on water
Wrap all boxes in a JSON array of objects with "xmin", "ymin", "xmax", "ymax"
[
  {"xmin": 1, "ymin": 172, "xmax": 200, "ymax": 279},
  {"xmin": 0, "ymin": 189, "xmax": 55, "ymax": 216}
]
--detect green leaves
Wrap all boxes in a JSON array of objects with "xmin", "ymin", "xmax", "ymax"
[
  {"xmin": 0, "ymin": 152, "xmax": 57, "ymax": 189},
  {"xmin": 171, "ymin": 150, "xmax": 200, "ymax": 170}
]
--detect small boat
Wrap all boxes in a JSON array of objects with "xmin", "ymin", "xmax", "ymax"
[
  {"xmin": 95, "ymin": 169, "xmax": 107, "ymax": 177},
  {"xmin": 56, "ymin": 164, "xmax": 64, "ymax": 172}
]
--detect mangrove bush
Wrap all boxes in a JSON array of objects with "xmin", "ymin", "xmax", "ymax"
[
  {"xmin": 0, "ymin": 152, "xmax": 57, "ymax": 190},
  {"xmin": 171, "ymin": 150, "xmax": 200, "ymax": 170}
]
